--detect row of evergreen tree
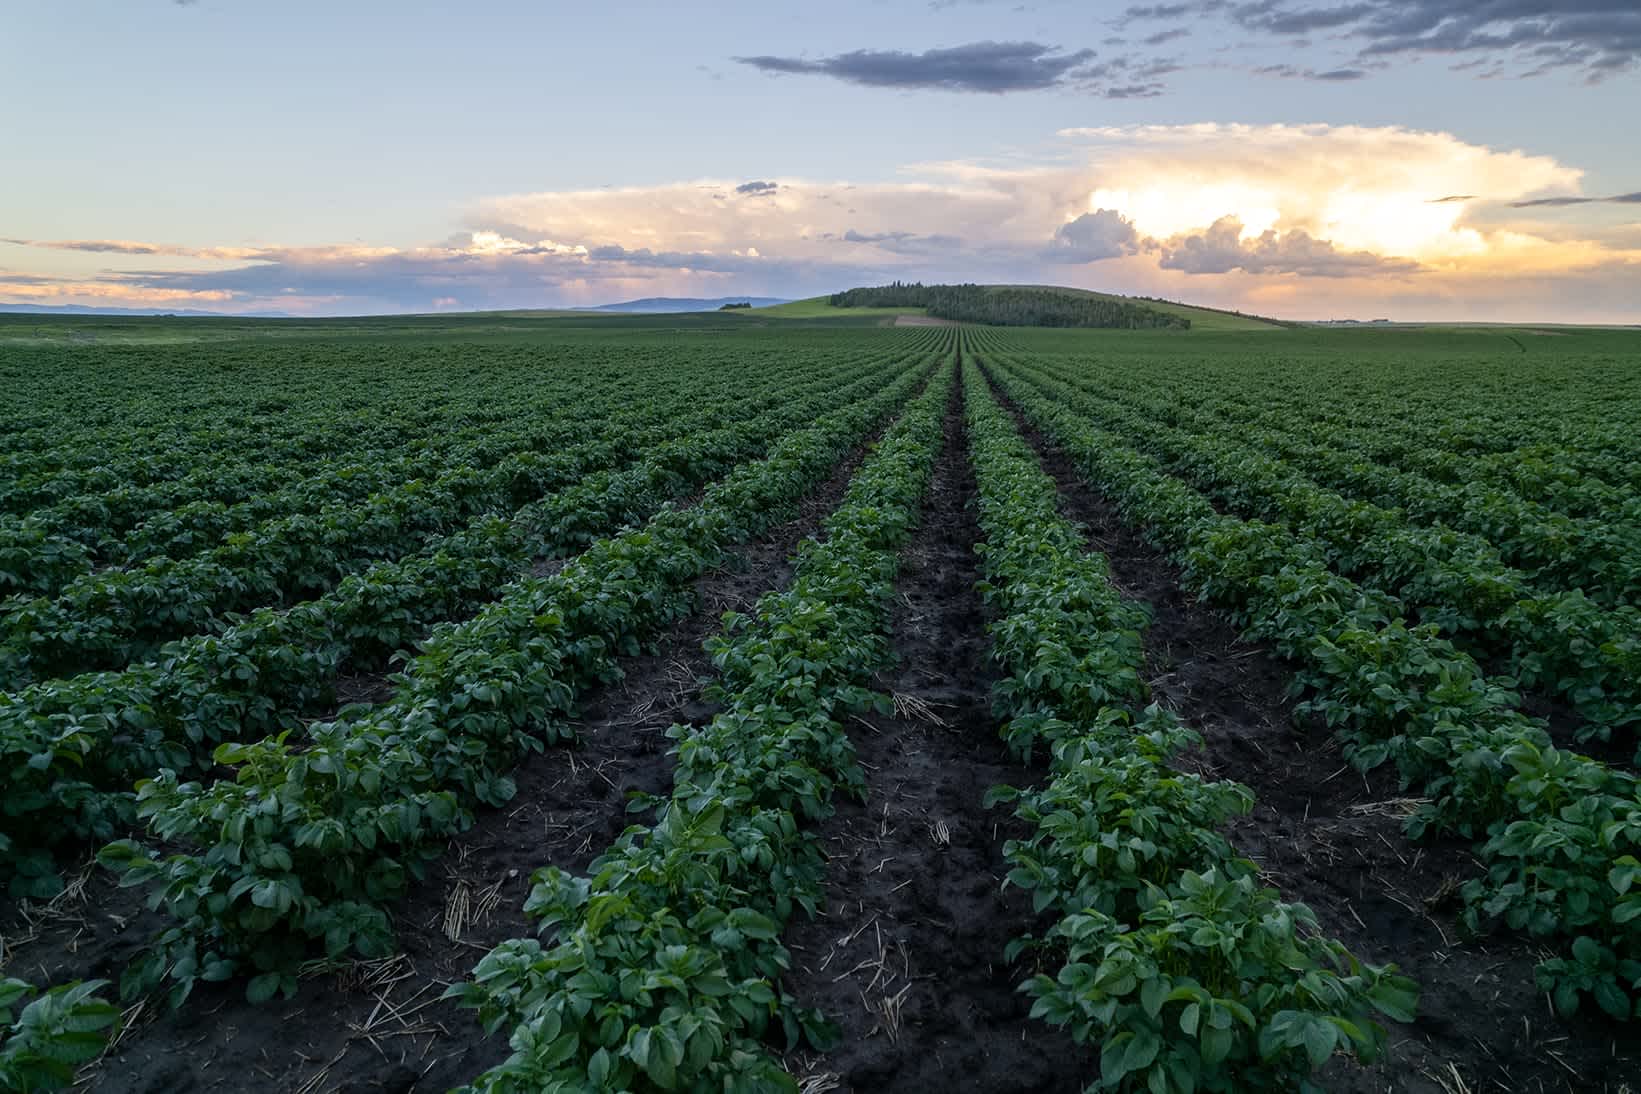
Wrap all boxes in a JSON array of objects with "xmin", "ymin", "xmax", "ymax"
[{"xmin": 829, "ymin": 282, "xmax": 1189, "ymax": 329}]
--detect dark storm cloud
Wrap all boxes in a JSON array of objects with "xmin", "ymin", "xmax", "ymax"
[
  {"xmin": 1430, "ymin": 195, "xmax": 1478, "ymax": 203},
  {"xmin": 735, "ymin": 180, "xmax": 779, "ymax": 195},
  {"xmin": 734, "ymin": 41, "xmax": 1097, "ymax": 93},
  {"xmin": 1158, "ymin": 216, "xmax": 1421, "ymax": 277}
]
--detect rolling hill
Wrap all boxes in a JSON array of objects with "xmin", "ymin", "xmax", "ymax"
[{"xmin": 748, "ymin": 285, "xmax": 1282, "ymax": 331}]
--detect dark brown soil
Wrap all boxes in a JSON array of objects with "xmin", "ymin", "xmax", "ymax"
[
  {"xmin": 0, "ymin": 432, "xmax": 883, "ymax": 1094},
  {"xmin": 990, "ymin": 370, "xmax": 1641, "ymax": 1094},
  {"xmin": 781, "ymin": 372, "xmax": 1093, "ymax": 1093}
]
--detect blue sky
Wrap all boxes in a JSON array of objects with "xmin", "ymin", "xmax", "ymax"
[{"xmin": 3, "ymin": 0, "xmax": 1638, "ymax": 320}]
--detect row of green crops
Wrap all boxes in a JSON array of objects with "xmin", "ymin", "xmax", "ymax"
[
  {"xmin": 1087, "ymin": 371, "xmax": 1641, "ymax": 606},
  {"xmin": 0, "ymin": 371, "xmax": 785, "ymax": 685},
  {"xmin": 0, "ymin": 327, "xmax": 951, "ymax": 681},
  {"xmin": 98, "ymin": 347, "xmax": 938, "ymax": 1008},
  {"xmin": 0, "ymin": 347, "xmax": 661, "ymax": 572},
  {"xmin": 0, "ymin": 346, "xmax": 932, "ymax": 898},
  {"xmin": 997, "ymin": 350, "xmax": 1641, "ymax": 745},
  {"xmin": 0, "ymin": 335, "xmax": 738, "ymax": 498},
  {"xmin": 989, "ymin": 328, "xmax": 1641, "ymax": 498},
  {"xmin": 448, "ymin": 357, "xmax": 954, "ymax": 1093},
  {"xmin": 978, "ymin": 342, "xmax": 1641, "ymax": 1023},
  {"xmin": 0, "ymin": 387, "xmax": 633, "ymax": 602},
  {"xmin": 962, "ymin": 357, "xmax": 1415, "ymax": 1091}
]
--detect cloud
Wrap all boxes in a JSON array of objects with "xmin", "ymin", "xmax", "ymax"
[
  {"xmin": 1254, "ymin": 63, "xmax": 1369, "ymax": 80},
  {"xmin": 1157, "ymin": 216, "xmax": 1421, "ymax": 276},
  {"xmin": 1123, "ymin": 1, "xmax": 1641, "ymax": 80},
  {"xmin": 1142, "ymin": 28, "xmax": 1192, "ymax": 46},
  {"xmin": 1351, "ymin": 2, "xmax": 1641, "ymax": 77},
  {"xmin": 1, "ymin": 237, "xmax": 266, "ymax": 260},
  {"xmin": 1044, "ymin": 209, "xmax": 1144, "ymax": 262},
  {"xmin": 4, "ymin": 124, "xmax": 1636, "ymax": 320},
  {"xmin": 734, "ymin": 41, "xmax": 1097, "ymax": 93},
  {"xmin": 840, "ymin": 229, "xmax": 915, "ymax": 244},
  {"xmin": 735, "ymin": 180, "xmax": 779, "ymax": 195},
  {"xmin": 1510, "ymin": 191, "xmax": 1641, "ymax": 208},
  {"xmin": 1056, "ymin": 123, "xmax": 1583, "ymax": 261},
  {"xmin": 0, "ymin": 272, "xmax": 232, "ymax": 305},
  {"xmin": 1226, "ymin": 2, "xmax": 1381, "ymax": 36}
]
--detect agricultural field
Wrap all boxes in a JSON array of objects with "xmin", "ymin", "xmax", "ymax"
[{"xmin": 1, "ymin": 312, "xmax": 1639, "ymax": 1093}]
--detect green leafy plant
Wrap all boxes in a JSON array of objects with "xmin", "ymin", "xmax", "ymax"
[{"xmin": 0, "ymin": 978, "xmax": 119, "ymax": 1092}]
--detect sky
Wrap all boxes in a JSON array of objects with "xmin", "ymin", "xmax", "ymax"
[{"xmin": 3, "ymin": 0, "xmax": 1639, "ymax": 322}]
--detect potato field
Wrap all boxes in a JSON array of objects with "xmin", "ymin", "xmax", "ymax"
[{"xmin": 1, "ymin": 314, "xmax": 1638, "ymax": 1093}]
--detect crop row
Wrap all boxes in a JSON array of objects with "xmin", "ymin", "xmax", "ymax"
[
  {"xmin": 1072, "ymin": 360, "xmax": 1641, "ymax": 606},
  {"xmin": 996, "ymin": 350, "xmax": 1641, "ymax": 746},
  {"xmin": 0, "ymin": 344, "xmax": 922, "ymax": 687},
  {"xmin": 1125, "ymin": 358, "xmax": 1641, "ymax": 523},
  {"xmin": 447, "ymin": 357, "xmax": 953, "ymax": 1093},
  {"xmin": 98, "ymin": 349, "xmax": 940, "ymax": 1008},
  {"xmin": 0, "ymin": 339, "xmax": 667, "ymax": 498},
  {"xmin": 0, "ymin": 373, "xmax": 496, "ymax": 511},
  {"xmin": 0, "ymin": 374, "xmax": 630, "ymax": 600},
  {"xmin": 0, "ymin": 352, "xmax": 924, "ymax": 898},
  {"xmin": 986, "ymin": 327, "xmax": 1641, "ymax": 503},
  {"xmin": 0, "ymin": 337, "xmax": 806, "ymax": 578},
  {"xmin": 0, "ymin": 337, "xmax": 872, "ymax": 598},
  {"xmin": 981, "ymin": 348, "xmax": 1641, "ymax": 1022},
  {"xmin": 1102, "ymin": 373, "xmax": 1641, "ymax": 600},
  {"xmin": 0, "ymin": 416, "xmax": 589, "ymax": 601},
  {"xmin": 962, "ymin": 358, "xmax": 1415, "ymax": 1091},
  {"xmin": 1161, "ymin": 345, "xmax": 1639, "ymax": 493}
]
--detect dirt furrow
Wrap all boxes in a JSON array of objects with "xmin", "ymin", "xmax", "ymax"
[
  {"xmin": 991, "ymin": 376, "xmax": 1640, "ymax": 1094},
  {"xmin": 783, "ymin": 372, "xmax": 1091, "ymax": 1093}
]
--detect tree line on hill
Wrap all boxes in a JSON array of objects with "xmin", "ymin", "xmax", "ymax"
[{"xmin": 829, "ymin": 283, "xmax": 1189, "ymax": 329}]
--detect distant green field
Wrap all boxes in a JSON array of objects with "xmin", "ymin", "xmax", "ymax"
[{"xmin": 748, "ymin": 296, "xmax": 927, "ymax": 320}]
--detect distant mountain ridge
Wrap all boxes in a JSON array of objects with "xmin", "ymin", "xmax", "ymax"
[{"xmin": 577, "ymin": 296, "xmax": 790, "ymax": 313}]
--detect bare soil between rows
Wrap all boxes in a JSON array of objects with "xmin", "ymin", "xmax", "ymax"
[
  {"xmin": 781, "ymin": 370, "xmax": 1092, "ymax": 1092},
  {"xmin": 0, "ymin": 424, "xmax": 888, "ymax": 1094},
  {"xmin": 989, "ymin": 368, "xmax": 1640, "ymax": 1094}
]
